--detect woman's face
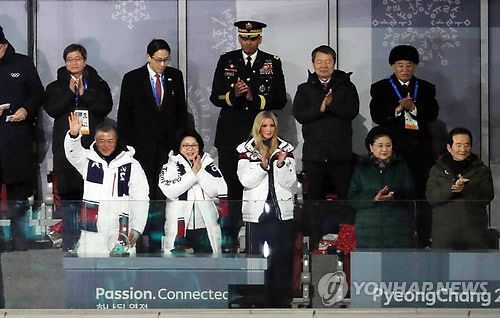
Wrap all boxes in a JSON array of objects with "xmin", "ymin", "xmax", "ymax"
[
  {"xmin": 179, "ymin": 136, "xmax": 199, "ymax": 162},
  {"xmin": 259, "ymin": 118, "xmax": 276, "ymax": 141},
  {"xmin": 369, "ymin": 136, "xmax": 392, "ymax": 160}
]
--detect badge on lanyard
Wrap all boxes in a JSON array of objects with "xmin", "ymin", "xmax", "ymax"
[{"xmin": 75, "ymin": 109, "xmax": 90, "ymax": 135}]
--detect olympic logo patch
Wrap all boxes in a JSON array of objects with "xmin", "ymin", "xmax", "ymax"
[{"xmin": 10, "ymin": 73, "xmax": 20, "ymax": 78}]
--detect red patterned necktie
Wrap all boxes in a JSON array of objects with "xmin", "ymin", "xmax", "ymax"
[{"xmin": 155, "ymin": 73, "xmax": 162, "ymax": 106}]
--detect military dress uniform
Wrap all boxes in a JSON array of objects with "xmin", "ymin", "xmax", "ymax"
[{"xmin": 209, "ymin": 21, "xmax": 287, "ymax": 250}]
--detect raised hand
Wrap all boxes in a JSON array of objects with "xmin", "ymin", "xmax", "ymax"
[
  {"xmin": 277, "ymin": 148, "xmax": 288, "ymax": 167},
  {"xmin": 68, "ymin": 112, "xmax": 82, "ymax": 136},
  {"xmin": 260, "ymin": 150, "xmax": 269, "ymax": 169}
]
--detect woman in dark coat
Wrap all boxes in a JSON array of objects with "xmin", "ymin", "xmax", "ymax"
[{"xmin": 349, "ymin": 126, "xmax": 415, "ymax": 248}]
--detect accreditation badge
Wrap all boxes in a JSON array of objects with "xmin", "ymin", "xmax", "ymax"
[
  {"xmin": 404, "ymin": 112, "xmax": 419, "ymax": 130},
  {"xmin": 75, "ymin": 109, "xmax": 90, "ymax": 135}
]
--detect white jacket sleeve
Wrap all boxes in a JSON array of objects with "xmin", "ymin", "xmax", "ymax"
[
  {"xmin": 128, "ymin": 160, "xmax": 150, "ymax": 234},
  {"xmin": 197, "ymin": 161, "xmax": 228, "ymax": 199},
  {"xmin": 64, "ymin": 131, "xmax": 90, "ymax": 176},
  {"xmin": 237, "ymin": 153, "xmax": 268, "ymax": 189},
  {"xmin": 274, "ymin": 153, "xmax": 297, "ymax": 192},
  {"xmin": 158, "ymin": 160, "xmax": 197, "ymax": 199}
]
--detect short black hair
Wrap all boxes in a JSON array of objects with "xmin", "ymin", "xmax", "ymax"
[
  {"xmin": 311, "ymin": 45, "xmax": 336, "ymax": 63},
  {"xmin": 365, "ymin": 126, "xmax": 393, "ymax": 152},
  {"xmin": 175, "ymin": 128, "xmax": 205, "ymax": 155},
  {"xmin": 447, "ymin": 127, "xmax": 473, "ymax": 147},
  {"xmin": 63, "ymin": 44, "xmax": 87, "ymax": 61},
  {"xmin": 147, "ymin": 39, "xmax": 171, "ymax": 57},
  {"xmin": 95, "ymin": 118, "xmax": 117, "ymax": 135}
]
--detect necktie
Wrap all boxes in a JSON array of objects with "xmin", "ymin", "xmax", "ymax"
[
  {"xmin": 155, "ymin": 74, "xmax": 162, "ymax": 106},
  {"xmin": 323, "ymin": 81, "xmax": 329, "ymax": 92},
  {"xmin": 245, "ymin": 56, "xmax": 252, "ymax": 73},
  {"xmin": 401, "ymin": 83, "xmax": 409, "ymax": 97}
]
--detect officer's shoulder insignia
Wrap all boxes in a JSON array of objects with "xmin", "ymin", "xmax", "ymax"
[
  {"xmin": 274, "ymin": 55, "xmax": 280, "ymax": 60},
  {"xmin": 221, "ymin": 51, "xmax": 227, "ymax": 55}
]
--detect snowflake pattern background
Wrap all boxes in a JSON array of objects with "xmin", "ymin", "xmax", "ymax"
[
  {"xmin": 372, "ymin": 0, "xmax": 476, "ymax": 66},
  {"xmin": 112, "ymin": 0, "xmax": 150, "ymax": 30}
]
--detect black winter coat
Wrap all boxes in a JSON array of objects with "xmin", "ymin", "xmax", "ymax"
[
  {"xmin": 426, "ymin": 153, "xmax": 494, "ymax": 249},
  {"xmin": 369, "ymin": 74, "xmax": 439, "ymax": 161},
  {"xmin": 0, "ymin": 43, "xmax": 44, "ymax": 184},
  {"xmin": 45, "ymin": 65, "xmax": 113, "ymax": 157},
  {"xmin": 293, "ymin": 70, "xmax": 359, "ymax": 162}
]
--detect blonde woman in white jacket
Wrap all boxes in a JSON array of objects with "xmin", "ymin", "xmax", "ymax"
[
  {"xmin": 237, "ymin": 111, "xmax": 296, "ymax": 307},
  {"xmin": 159, "ymin": 129, "xmax": 227, "ymax": 254}
]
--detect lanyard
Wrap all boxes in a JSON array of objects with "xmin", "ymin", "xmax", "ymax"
[
  {"xmin": 74, "ymin": 80, "xmax": 88, "ymax": 105},
  {"xmin": 389, "ymin": 77, "xmax": 418, "ymax": 102},
  {"xmin": 150, "ymin": 74, "xmax": 165, "ymax": 105}
]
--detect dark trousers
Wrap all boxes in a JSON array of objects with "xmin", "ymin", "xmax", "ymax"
[
  {"xmin": 217, "ymin": 147, "xmax": 243, "ymax": 250},
  {"xmin": 0, "ymin": 181, "xmax": 30, "ymax": 251},
  {"xmin": 137, "ymin": 154, "xmax": 167, "ymax": 254},
  {"xmin": 303, "ymin": 160, "xmax": 353, "ymax": 250},
  {"xmin": 246, "ymin": 219, "xmax": 294, "ymax": 307},
  {"xmin": 185, "ymin": 228, "xmax": 213, "ymax": 253},
  {"xmin": 404, "ymin": 151, "xmax": 433, "ymax": 248}
]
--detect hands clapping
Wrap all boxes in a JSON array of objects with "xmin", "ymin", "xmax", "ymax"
[
  {"xmin": 191, "ymin": 154, "xmax": 201, "ymax": 174},
  {"xmin": 397, "ymin": 92, "xmax": 415, "ymax": 113},
  {"xmin": 374, "ymin": 185, "xmax": 394, "ymax": 201},
  {"xmin": 320, "ymin": 89, "xmax": 332, "ymax": 112},
  {"xmin": 451, "ymin": 174, "xmax": 469, "ymax": 193},
  {"xmin": 234, "ymin": 77, "xmax": 253, "ymax": 101}
]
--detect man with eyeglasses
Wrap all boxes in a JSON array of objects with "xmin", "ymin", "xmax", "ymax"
[
  {"xmin": 45, "ymin": 43, "xmax": 113, "ymax": 251},
  {"xmin": 209, "ymin": 20, "xmax": 287, "ymax": 253},
  {"xmin": 117, "ymin": 39, "xmax": 189, "ymax": 253},
  {"xmin": 0, "ymin": 25, "xmax": 44, "ymax": 254}
]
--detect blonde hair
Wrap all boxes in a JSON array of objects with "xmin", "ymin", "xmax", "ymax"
[{"xmin": 251, "ymin": 111, "xmax": 279, "ymax": 159}]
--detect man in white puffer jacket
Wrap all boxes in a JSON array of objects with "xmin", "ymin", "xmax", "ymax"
[
  {"xmin": 159, "ymin": 129, "xmax": 227, "ymax": 254},
  {"xmin": 65, "ymin": 113, "xmax": 149, "ymax": 256}
]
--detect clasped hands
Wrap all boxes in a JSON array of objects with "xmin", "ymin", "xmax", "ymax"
[
  {"xmin": 234, "ymin": 77, "xmax": 253, "ymax": 101},
  {"xmin": 69, "ymin": 75, "xmax": 85, "ymax": 96},
  {"xmin": 396, "ymin": 92, "xmax": 416, "ymax": 113}
]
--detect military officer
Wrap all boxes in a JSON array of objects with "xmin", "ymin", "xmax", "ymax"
[{"xmin": 210, "ymin": 20, "xmax": 287, "ymax": 252}]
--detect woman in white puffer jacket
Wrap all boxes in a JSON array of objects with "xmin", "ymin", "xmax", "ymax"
[
  {"xmin": 159, "ymin": 129, "xmax": 227, "ymax": 254},
  {"xmin": 236, "ymin": 111, "xmax": 297, "ymax": 306}
]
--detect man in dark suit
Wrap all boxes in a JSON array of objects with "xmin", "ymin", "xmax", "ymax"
[
  {"xmin": 210, "ymin": 20, "xmax": 287, "ymax": 251},
  {"xmin": 369, "ymin": 44, "xmax": 439, "ymax": 247},
  {"xmin": 117, "ymin": 39, "xmax": 188, "ymax": 253}
]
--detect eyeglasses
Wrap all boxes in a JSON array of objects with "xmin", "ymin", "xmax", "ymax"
[
  {"xmin": 151, "ymin": 56, "xmax": 171, "ymax": 64},
  {"xmin": 66, "ymin": 57, "xmax": 85, "ymax": 63},
  {"xmin": 181, "ymin": 144, "xmax": 199, "ymax": 150}
]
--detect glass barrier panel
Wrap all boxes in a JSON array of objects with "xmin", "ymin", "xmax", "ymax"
[{"xmin": 0, "ymin": 199, "xmax": 498, "ymax": 309}]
